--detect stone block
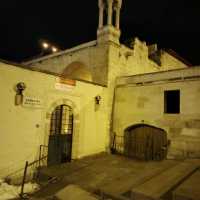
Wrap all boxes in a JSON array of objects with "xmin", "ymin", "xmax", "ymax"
[
  {"xmin": 54, "ymin": 184, "xmax": 98, "ymax": 200},
  {"xmin": 173, "ymin": 171, "xmax": 200, "ymax": 200},
  {"xmin": 131, "ymin": 162, "xmax": 199, "ymax": 200}
]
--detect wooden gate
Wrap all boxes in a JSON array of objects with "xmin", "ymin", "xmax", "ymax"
[
  {"xmin": 124, "ymin": 124, "xmax": 168, "ymax": 161},
  {"xmin": 48, "ymin": 105, "xmax": 73, "ymax": 166}
]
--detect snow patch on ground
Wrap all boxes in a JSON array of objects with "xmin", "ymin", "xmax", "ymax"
[{"xmin": 0, "ymin": 179, "xmax": 39, "ymax": 200}]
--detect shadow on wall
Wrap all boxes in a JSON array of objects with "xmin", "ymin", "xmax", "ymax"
[{"xmin": 61, "ymin": 61, "xmax": 93, "ymax": 82}]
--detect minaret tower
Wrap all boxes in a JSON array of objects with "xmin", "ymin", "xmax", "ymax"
[{"xmin": 97, "ymin": 0, "xmax": 122, "ymax": 44}]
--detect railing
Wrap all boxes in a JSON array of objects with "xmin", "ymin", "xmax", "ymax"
[
  {"xmin": 38, "ymin": 145, "xmax": 48, "ymax": 168},
  {"xmin": 110, "ymin": 132, "xmax": 169, "ymax": 161},
  {"xmin": 110, "ymin": 133, "xmax": 124, "ymax": 155},
  {"xmin": 20, "ymin": 145, "xmax": 48, "ymax": 198}
]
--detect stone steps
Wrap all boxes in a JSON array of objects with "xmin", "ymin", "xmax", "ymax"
[
  {"xmin": 131, "ymin": 161, "xmax": 199, "ymax": 200},
  {"xmin": 173, "ymin": 170, "xmax": 200, "ymax": 200}
]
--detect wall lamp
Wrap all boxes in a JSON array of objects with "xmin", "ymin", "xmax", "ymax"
[
  {"xmin": 15, "ymin": 82, "xmax": 26, "ymax": 105},
  {"xmin": 95, "ymin": 95, "xmax": 101, "ymax": 105}
]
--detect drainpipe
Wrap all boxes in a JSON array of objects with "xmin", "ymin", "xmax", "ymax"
[{"xmin": 109, "ymin": 79, "xmax": 117, "ymax": 152}]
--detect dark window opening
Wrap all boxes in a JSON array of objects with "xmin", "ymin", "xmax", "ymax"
[
  {"xmin": 164, "ymin": 90, "xmax": 180, "ymax": 114},
  {"xmin": 103, "ymin": 9, "xmax": 107, "ymax": 26},
  {"xmin": 112, "ymin": 9, "xmax": 116, "ymax": 26}
]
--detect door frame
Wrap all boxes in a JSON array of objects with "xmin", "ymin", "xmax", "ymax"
[
  {"xmin": 45, "ymin": 99, "xmax": 80, "ymax": 160},
  {"xmin": 124, "ymin": 124, "xmax": 168, "ymax": 160}
]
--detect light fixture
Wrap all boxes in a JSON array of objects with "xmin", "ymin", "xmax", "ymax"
[
  {"xmin": 40, "ymin": 40, "xmax": 59, "ymax": 55},
  {"xmin": 95, "ymin": 95, "xmax": 101, "ymax": 105},
  {"xmin": 42, "ymin": 42, "xmax": 49, "ymax": 49},
  {"xmin": 52, "ymin": 46, "xmax": 58, "ymax": 53},
  {"xmin": 15, "ymin": 82, "xmax": 26, "ymax": 105}
]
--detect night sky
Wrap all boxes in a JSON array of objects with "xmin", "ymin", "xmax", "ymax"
[{"xmin": 0, "ymin": 0, "xmax": 200, "ymax": 65}]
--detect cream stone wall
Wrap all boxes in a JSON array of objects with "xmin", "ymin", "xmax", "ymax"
[
  {"xmin": 102, "ymin": 38, "xmax": 188, "ymax": 150},
  {"xmin": 0, "ymin": 62, "xmax": 108, "ymax": 179},
  {"xmin": 113, "ymin": 67, "xmax": 200, "ymax": 159},
  {"xmin": 24, "ymin": 41, "xmax": 109, "ymax": 85},
  {"xmin": 109, "ymin": 38, "xmax": 188, "ymax": 78},
  {"xmin": 161, "ymin": 51, "xmax": 189, "ymax": 70},
  {"xmin": 20, "ymin": 30, "xmax": 189, "ymax": 161},
  {"xmin": 25, "ymin": 38, "xmax": 188, "ymax": 88}
]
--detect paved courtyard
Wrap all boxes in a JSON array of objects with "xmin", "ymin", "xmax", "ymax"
[{"xmin": 30, "ymin": 153, "xmax": 199, "ymax": 199}]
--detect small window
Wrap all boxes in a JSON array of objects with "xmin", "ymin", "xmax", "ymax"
[{"xmin": 164, "ymin": 90, "xmax": 180, "ymax": 114}]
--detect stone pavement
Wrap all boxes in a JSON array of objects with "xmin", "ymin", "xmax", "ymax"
[
  {"xmin": 55, "ymin": 184, "xmax": 98, "ymax": 200},
  {"xmin": 131, "ymin": 161, "xmax": 199, "ymax": 200},
  {"xmin": 29, "ymin": 154, "xmax": 200, "ymax": 200},
  {"xmin": 32, "ymin": 154, "xmax": 180, "ymax": 198},
  {"xmin": 173, "ymin": 170, "xmax": 200, "ymax": 200}
]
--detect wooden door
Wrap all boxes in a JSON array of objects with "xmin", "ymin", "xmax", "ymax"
[{"xmin": 124, "ymin": 124, "xmax": 167, "ymax": 161}]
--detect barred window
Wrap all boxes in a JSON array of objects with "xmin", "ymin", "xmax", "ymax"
[{"xmin": 50, "ymin": 105, "xmax": 73, "ymax": 135}]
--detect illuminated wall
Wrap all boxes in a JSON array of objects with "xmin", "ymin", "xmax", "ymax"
[
  {"xmin": 0, "ymin": 61, "xmax": 108, "ymax": 179},
  {"xmin": 113, "ymin": 67, "xmax": 200, "ymax": 159}
]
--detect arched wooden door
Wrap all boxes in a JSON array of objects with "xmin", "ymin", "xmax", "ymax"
[
  {"xmin": 124, "ymin": 124, "xmax": 168, "ymax": 161},
  {"xmin": 48, "ymin": 105, "xmax": 73, "ymax": 166}
]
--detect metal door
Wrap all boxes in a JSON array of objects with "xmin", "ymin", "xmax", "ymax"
[{"xmin": 48, "ymin": 105, "xmax": 73, "ymax": 166}]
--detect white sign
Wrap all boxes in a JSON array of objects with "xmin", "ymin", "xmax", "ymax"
[
  {"xmin": 55, "ymin": 83, "xmax": 75, "ymax": 92},
  {"xmin": 23, "ymin": 96, "xmax": 43, "ymax": 108}
]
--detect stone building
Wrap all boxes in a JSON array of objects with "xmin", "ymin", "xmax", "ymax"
[{"xmin": 0, "ymin": 0, "xmax": 199, "ymax": 180}]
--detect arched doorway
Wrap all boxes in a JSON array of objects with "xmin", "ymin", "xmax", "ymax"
[
  {"xmin": 124, "ymin": 124, "xmax": 168, "ymax": 161},
  {"xmin": 48, "ymin": 105, "xmax": 73, "ymax": 166}
]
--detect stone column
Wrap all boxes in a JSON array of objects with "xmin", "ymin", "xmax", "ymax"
[
  {"xmin": 98, "ymin": 0, "xmax": 104, "ymax": 28},
  {"xmin": 115, "ymin": 7, "xmax": 120, "ymax": 29},
  {"xmin": 107, "ymin": 0, "xmax": 113, "ymax": 26}
]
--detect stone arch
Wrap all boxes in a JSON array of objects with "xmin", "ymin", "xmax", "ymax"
[
  {"xmin": 45, "ymin": 99, "xmax": 80, "ymax": 159},
  {"xmin": 61, "ymin": 61, "xmax": 92, "ymax": 82},
  {"xmin": 124, "ymin": 123, "xmax": 166, "ymax": 133}
]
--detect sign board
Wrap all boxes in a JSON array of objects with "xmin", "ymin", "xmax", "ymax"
[
  {"xmin": 23, "ymin": 96, "xmax": 43, "ymax": 108},
  {"xmin": 55, "ymin": 77, "xmax": 76, "ymax": 92},
  {"xmin": 57, "ymin": 77, "xmax": 76, "ymax": 86}
]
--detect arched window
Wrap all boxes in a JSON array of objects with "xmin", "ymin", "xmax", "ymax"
[{"xmin": 50, "ymin": 105, "xmax": 73, "ymax": 135}]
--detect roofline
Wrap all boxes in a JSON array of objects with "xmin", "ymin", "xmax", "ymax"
[
  {"xmin": 164, "ymin": 49, "xmax": 193, "ymax": 67},
  {"xmin": 0, "ymin": 59, "xmax": 107, "ymax": 88},
  {"xmin": 22, "ymin": 40, "xmax": 97, "ymax": 65},
  {"xmin": 0, "ymin": 58, "xmax": 29, "ymax": 69},
  {"xmin": 116, "ymin": 66, "xmax": 200, "ymax": 86}
]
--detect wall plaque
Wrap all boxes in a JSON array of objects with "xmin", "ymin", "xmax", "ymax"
[
  {"xmin": 55, "ymin": 77, "xmax": 76, "ymax": 91},
  {"xmin": 23, "ymin": 96, "xmax": 43, "ymax": 108}
]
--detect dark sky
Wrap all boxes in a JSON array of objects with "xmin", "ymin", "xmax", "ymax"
[{"xmin": 0, "ymin": 0, "xmax": 200, "ymax": 65}]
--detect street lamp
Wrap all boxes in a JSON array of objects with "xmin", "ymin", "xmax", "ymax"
[
  {"xmin": 40, "ymin": 40, "xmax": 59, "ymax": 55},
  {"xmin": 42, "ymin": 42, "xmax": 49, "ymax": 49},
  {"xmin": 52, "ymin": 46, "xmax": 58, "ymax": 53}
]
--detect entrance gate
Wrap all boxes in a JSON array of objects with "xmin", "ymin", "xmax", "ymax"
[
  {"xmin": 48, "ymin": 105, "xmax": 73, "ymax": 166},
  {"xmin": 124, "ymin": 124, "xmax": 168, "ymax": 161}
]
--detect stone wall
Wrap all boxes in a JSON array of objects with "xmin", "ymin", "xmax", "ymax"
[
  {"xmin": 113, "ymin": 67, "xmax": 200, "ymax": 159},
  {"xmin": 102, "ymin": 38, "xmax": 188, "ymax": 150},
  {"xmin": 0, "ymin": 61, "xmax": 108, "ymax": 178},
  {"xmin": 25, "ymin": 41, "xmax": 109, "ymax": 85},
  {"xmin": 22, "ymin": 37, "xmax": 189, "ymax": 156}
]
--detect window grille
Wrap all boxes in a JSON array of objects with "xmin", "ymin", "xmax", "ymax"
[{"xmin": 50, "ymin": 105, "xmax": 73, "ymax": 135}]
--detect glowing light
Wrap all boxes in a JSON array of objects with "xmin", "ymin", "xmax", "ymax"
[
  {"xmin": 42, "ymin": 42, "xmax": 49, "ymax": 49},
  {"xmin": 52, "ymin": 47, "xmax": 58, "ymax": 53}
]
